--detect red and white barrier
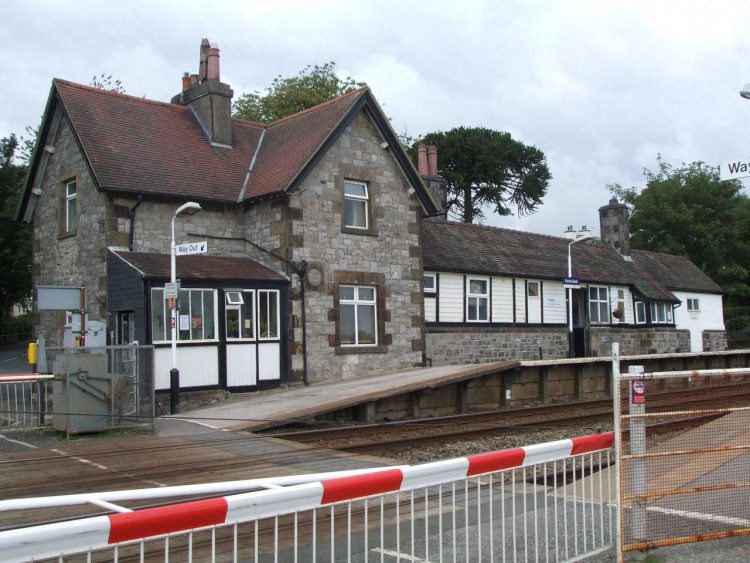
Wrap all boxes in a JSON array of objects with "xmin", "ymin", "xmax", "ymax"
[{"xmin": 0, "ymin": 432, "xmax": 614, "ymax": 562}]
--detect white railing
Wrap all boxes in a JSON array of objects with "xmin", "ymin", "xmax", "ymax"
[
  {"xmin": 0, "ymin": 373, "xmax": 52, "ymax": 429},
  {"xmin": 0, "ymin": 432, "xmax": 615, "ymax": 562}
]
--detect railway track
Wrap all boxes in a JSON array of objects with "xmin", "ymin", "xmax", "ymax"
[{"xmin": 267, "ymin": 382, "xmax": 750, "ymax": 452}]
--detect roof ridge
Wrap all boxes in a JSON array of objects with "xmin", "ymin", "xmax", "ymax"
[
  {"xmin": 53, "ymin": 78, "xmax": 191, "ymax": 113},
  {"xmin": 426, "ymin": 217, "xmax": 578, "ymax": 243},
  {"xmin": 267, "ymin": 87, "xmax": 368, "ymax": 128}
]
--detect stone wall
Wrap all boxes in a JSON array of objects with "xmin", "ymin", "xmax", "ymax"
[
  {"xmin": 32, "ymin": 110, "xmax": 111, "ymax": 345},
  {"xmin": 703, "ymin": 330, "xmax": 728, "ymax": 351},
  {"xmin": 588, "ymin": 326, "xmax": 690, "ymax": 356},
  {"xmin": 244, "ymin": 111, "xmax": 425, "ymax": 382},
  {"xmin": 426, "ymin": 327, "xmax": 569, "ymax": 365}
]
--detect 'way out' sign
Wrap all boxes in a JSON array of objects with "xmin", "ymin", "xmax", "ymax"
[
  {"xmin": 719, "ymin": 159, "xmax": 750, "ymax": 181},
  {"xmin": 175, "ymin": 241, "xmax": 208, "ymax": 256}
]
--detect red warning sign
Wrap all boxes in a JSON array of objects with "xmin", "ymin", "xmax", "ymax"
[
  {"xmin": 631, "ymin": 380, "xmax": 646, "ymax": 404},
  {"xmin": 167, "ymin": 297, "xmax": 175, "ymax": 310}
]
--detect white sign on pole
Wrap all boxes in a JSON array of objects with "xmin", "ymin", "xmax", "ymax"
[
  {"xmin": 175, "ymin": 241, "xmax": 208, "ymax": 256},
  {"xmin": 164, "ymin": 282, "xmax": 178, "ymax": 299},
  {"xmin": 719, "ymin": 159, "xmax": 750, "ymax": 181}
]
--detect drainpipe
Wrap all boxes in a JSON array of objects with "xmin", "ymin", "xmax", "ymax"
[
  {"xmin": 128, "ymin": 196, "xmax": 143, "ymax": 251},
  {"xmin": 297, "ymin": 260, "xmax": 309, "ymax": 386}
]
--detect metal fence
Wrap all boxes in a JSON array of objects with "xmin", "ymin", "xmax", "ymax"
[
  {"xmin": 0, "ymin": 374, "xmax": 53, "ymax": 429},
  {"xmin": 44, "ymin": 345, "xmax": 155, "ymax": 434},
  {"xmin": 612, "ymin": 342, "xmax": 750, "ymax": 559},
  {"xmin": 0, "ymin": 432, "xmax": 614, "ymax": 562}
]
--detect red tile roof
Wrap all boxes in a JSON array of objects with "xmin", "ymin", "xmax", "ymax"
[
  {"xmin": 112, "ymin": 251, "xmax": 287, "ymax": 282},
  {"xmin": 53, "ymin": 79, "xmax": 366, "ymax": 203}
]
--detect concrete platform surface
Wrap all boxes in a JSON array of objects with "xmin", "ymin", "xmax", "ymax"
[{"xmin": 158, "ymin": 360, "xmax": 517, "ymax": 434}]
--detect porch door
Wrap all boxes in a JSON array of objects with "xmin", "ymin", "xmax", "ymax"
[{"xmin": 224, "ymin": 289, "xmax": 282, "ymax": 388}]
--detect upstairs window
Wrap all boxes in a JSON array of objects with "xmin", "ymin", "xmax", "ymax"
[
  {"xmin": 687, "ymin": 298, "xmax": 700, "ymax": 312},
  {"xmin": 615, "ymin": 289, "xmax": 626, "ymax": 322},
  {"xmin": 467, "ymin": 278, "xmax": 489, "ymax": 322},
  {"xmin": 589, "ymin": 286, "xmax": 609, "ymax": 324},
  {"xmin": 64, "ymin": 180, "xmax": 77, "ymax": 233},
  {"xmin": 343, "ymin": 180, "xmax": 369, "ymax": 230}
]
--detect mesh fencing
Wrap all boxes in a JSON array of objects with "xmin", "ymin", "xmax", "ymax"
[
  {"xmin": 613, "ymin": 350, "xmax": 750, "ymax": 555},
  {"xmin": 43, "ymin": 345, "xmax": 155, "ymax": 434}
]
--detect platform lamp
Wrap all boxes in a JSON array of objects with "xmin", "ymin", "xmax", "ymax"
[
  {"xmin": 170, "ymin": 201, "xmax": 202, "ymax": 414},
  {"xmin": 568, "ymin": 232, "xmax": 593, "ymax": 358}
]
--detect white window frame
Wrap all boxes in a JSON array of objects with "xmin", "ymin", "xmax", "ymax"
[
  {"xmin": 687, "ymin": 298, "xmax": 700, "ymax": 312},
  {"xmin": 424, "ymin": 273, "xmax": 436, "ymax": 294},
  {"xmin": 151, "ymin": 287, "xmax": 218, "ymax": 343},
  {"xmin": 649, "ymin": 302, "xmax": 673, "ymax": 324},
  {"xmin": 635, "ymin": 301, "xmax": 646, "ymax": 324},
  {"xmin": 466, "ymin": 277, "xmax": 490, "ymax": 322},
  {"xmin": 589, "ymin": 286, "xmax": 610, "ymax": 324},
  {"xmin": 65, "ymin": 180, "xmax": 77, "ymax": 232},
  {"xmin": 615, "ymin": 289, "xmax": 626, "ymax": 322},
  {"xmin": 339, "ymin": 285, "xmax": 378, "ymax": 346},
  {"xmin": 225, "ymin": 289, "xmax": 255, "ymax": 341},
  {"xmin": 343, "ymin": 180, "xmax": 369, "ymax": 230},
  {"xmin": 258, "ymin": 289, "xmax": 280, "ymax": 340}
]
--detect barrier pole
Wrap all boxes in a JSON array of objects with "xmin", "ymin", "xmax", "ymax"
[{"xmin": 612, "ymin": 343, "xmax": 623, "ymax": 563}]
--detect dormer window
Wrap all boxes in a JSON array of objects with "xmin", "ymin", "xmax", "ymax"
[{"xmin": 343, "ymin": 180, "xmax": 369, "ymax": 230}]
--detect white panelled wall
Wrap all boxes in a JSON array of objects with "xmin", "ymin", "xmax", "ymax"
[{"xmin": 673, "ymin": 291, "xmax": 725, "ymax": 352}]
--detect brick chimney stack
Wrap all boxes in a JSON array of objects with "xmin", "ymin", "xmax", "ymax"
[
  {"xmin": 172, "ymin": 38, "xmax": 234, "ymax": 148},
  {"xmin": 416, "ymin": 143, "xmax": 447, "ymax": 218},
  {"xmin": 598, "ymin": 197, "xmax": 631, "ymax": 257}
]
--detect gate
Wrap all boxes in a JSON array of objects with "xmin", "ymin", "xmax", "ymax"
[
  {"xmin": 0, "ymin": 374, "xmax": 53, "ymax": 429},
  {"xmin": 612, "ymin": 342, "xmax": 750, "ymax": 559},
  {"xmin": 0, "ymin": 432, "xmax": 614, "ymax": 562}
]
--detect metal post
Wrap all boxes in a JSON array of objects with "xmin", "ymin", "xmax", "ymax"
[
  {"xmin": 170, "ymin": 368, "xmax": 180, "ymax": 414},
  {"xmin": 628, "ymin": 364, "xmax": 646, "ymax": 543},
  {"xmin": 170, "ymin": 213, "xmax": 178, "ymax": 415},
  {"xmin": 611, "ymin": 343, "xmax": 623, "ymax": 562}
]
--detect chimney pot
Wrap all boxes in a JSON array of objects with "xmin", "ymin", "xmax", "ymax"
[
  {"xmin": 190, "ymin": 73, "xmax": 199, "ymax": 87},
  {"xmin": 182, "ymin": 72, "xmax": 191, "ymax": 92},
  {"xmin": 206, "ymin": 45, "xmax": 221, "ymax": 81},
  {"xmin": 417, "ymin": 144, "xmax": 428, "ymax": 176},
  {"xmin": 427, "ymin": 145, "xmax": 438, "ymax": 176}
]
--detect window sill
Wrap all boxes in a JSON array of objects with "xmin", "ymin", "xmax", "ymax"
[
  {"xmin": 341, "ymin": 226, "xmax": 378, "ymax": 237},
  {"xmin": 335, "ymin": 345, "xmax": 388, "ymax": 355},
  {"xmin": 58, "ymin": 230, "xmax": 77, "ymax": 240}
]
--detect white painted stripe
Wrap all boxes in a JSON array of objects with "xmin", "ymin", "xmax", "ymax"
[
  {"xmin": 522, "ymin": 439, "xmax": 573, "ymax": 466},
  {"xmin": 0, "ymin": 433, "xmax": 38, "ymax": 449},
  {"xmin": 225, "ymin": 482, "xmax": 325, "ymax": 522},
  {"xmin": 400, "ymin": 458, "xmax": 470, "ymax": 491},
  {"xmin": 371, "ymin": 547, "xmax": 435, "ymax": 562},
  {"xmin": 0, "ymin": 515, "xmax": 111, "ymax": 563},
  {"xmin": 647, "ymin": 505, "xmax": 750, "ymax": 527},
  {"xmin": 52, "ymin": 448, "xmax": 108, "ymax": 470}
]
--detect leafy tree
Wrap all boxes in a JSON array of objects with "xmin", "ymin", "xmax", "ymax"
[
  {"xmin": 90, "ymin": 73, "xmax": 126, "ymax": 94},
  {"xmin": 0, "ymin": 135, "xmax": 32, "ymax": 322},
  {"xmin": 233, "ymin": 62, "xmax": 365, "ymax": 123},
  {"xmin": 609, "ymin": 157, "xmax": 750, "ymax": 301},
  {"xmin": 412, "ymin": 127, "xmax": 551, "ymax": 223}
]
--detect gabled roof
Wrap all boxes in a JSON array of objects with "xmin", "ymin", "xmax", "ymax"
[
  {"xmin": 421, "ymin": 219, "xmax": 721, "ymax": 300},
  {"xmin": 19, "ymin": 80, "xmax": 439, "ymax": 217},
  {"xmin": 111, "ymin": 250, "xmax": 287, "ymax": 282}
]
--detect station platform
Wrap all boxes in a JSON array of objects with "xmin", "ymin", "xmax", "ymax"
[{"xmin": 158, "ymin": 360, "xmax": 518, "ymax": 434}]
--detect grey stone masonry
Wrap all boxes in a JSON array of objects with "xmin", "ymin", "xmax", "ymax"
[
  {"xmin": 703, "ymin": 330, "xmax": 728, "ymax": 351},
  {"xmin": 32, "ymin": 110, "xmax": 111, "ymax": 344},
  {"xmin": 588, "ymin": 326, "xmax": 690, "ymax": 356},
  {"xmin": 426, "ymin": 327, "xmax": 569, "ymax": 365},
  {"xmin": 244, "ymin": 111, "xmax": 425, "ymax": 382}
]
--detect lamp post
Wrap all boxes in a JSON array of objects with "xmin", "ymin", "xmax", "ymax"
[
  {"xmin": 567, "ymin": 233, "xmax": 593, "ymax": 358},
  {"xmin": 170, "ymin": 201, "xmax": 201, "ymax": 414}
]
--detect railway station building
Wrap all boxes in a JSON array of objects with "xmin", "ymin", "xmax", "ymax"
[{"xmin": 18, "ymin": 40, "xmax": 726, "ymax": 393}]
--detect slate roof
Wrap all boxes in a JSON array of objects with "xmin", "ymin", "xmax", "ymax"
[
  {"xmin": 111, "ymin": 251, "xmax": 287, "ymax": 282},
  {"xmin": 421, "ymin": 219, "xmax": 721, "ymax": 300},
  {"xmin": 22, "ymin": 79, "xmax": 438, "ymax": 216}
]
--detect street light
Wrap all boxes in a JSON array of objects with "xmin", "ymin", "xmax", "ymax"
[
  {"xmin": 740, "ymin": 83, "xmax": 750, "ymax": 99},
  {"xmin": 170, "ymin": 201, "xmax": 201, "ymax": 413},
  {"xmin": 568, "ymin": 232, "xmax": 593, "ymax": 358}
]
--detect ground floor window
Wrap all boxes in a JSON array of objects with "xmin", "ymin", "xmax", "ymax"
[
  {"xmin": 225, "ymin": 290, "xmax": 255, "ymax": 340},
  {"xmin": 340, "ymin": 285, "xmax": 377, "ymax": 345},
  {"xmin": 258, "ymin": 290, "xmax": 280, "ymax": 339},
  {"xmin": 589, "ymin": 286, "xmax": 609, "ymax": 324},
  {"xmin": 466, "ymin": 277, "xmax": 489, "ymax": 321},
  {"xmin": 116, "ymin": 311, "xmax": 135, "ymax": 344},
  {"xmin": 635, "ymin": 301, "xmax": 646, "ymax": 324},
  {"xmin": 151, "ymin": 287, "xmax": 217, "ymax": 342},
  {"xmin": 650, "ymin": 302, "xmax": 673, "ymax": 324}
]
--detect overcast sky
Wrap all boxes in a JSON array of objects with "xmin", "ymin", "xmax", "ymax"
[{"xmin": 3, "ymin": 0, "xmax": 750, "ymax": 236}]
